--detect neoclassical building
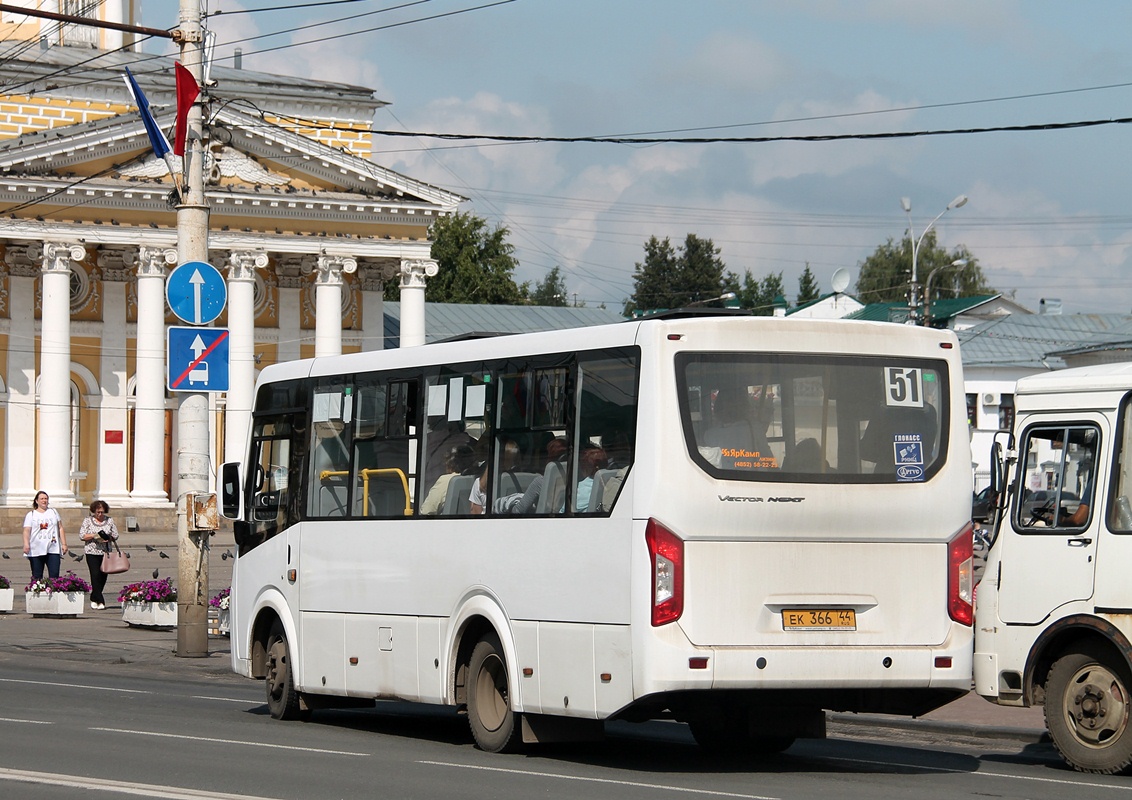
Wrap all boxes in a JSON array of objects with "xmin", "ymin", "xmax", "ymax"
[{"xmin": 0, "ymin": 6, "xmax": 462, "ymax": 528}]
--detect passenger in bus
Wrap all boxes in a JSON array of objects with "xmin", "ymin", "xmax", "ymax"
[
  {"xmin": 783, "ymin": 437, "xmax": 829, "ymax": 474},
  {"xmin": 420, "ymin": 444, "xmax": 476, "ymax": 516},
  {"xmin": 423, "ymin": 417, "xmax": 474, "ymax": 493},
  {"xmin": 702, "ymin": 388, "xmax": 774, "ymax": 468},
  {"xmin": 573, "ymin": 441, "xmax": 609, "ymax": 511},
  {"xmin": 493, "ymin": 436, "xmax": 569, "ymax": 514},
  {"xmin": 470, "ymin": 439, "xmax": 522, "ymax": 515}
]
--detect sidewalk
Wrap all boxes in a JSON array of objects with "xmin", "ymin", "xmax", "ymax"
[
  {"xmin": 0, "ymin": 528, "xmax": 237, "ymax": 679},
  {"xmin": 0, "ymin": 530, "xmax": 1050, "ymax": 742}
]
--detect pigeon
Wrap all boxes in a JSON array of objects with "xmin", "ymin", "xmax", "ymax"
[
  {"xmin": 145, "ymin": 545, "xmax": 155, "ymax": 552},
  {"xmin": 152, "ymin": 568, "xmax": 159, "ymax": 579},
  {"xmin": 159, "ymin": 551, "xmax": 170, "ymax": 559},
  {"xmin": 71, "ymin": 553, "xmax": 83, "ymax": 561},
  {"xmin": 1, "ymin": 551, "xmax": 9, "ymax": 559}
]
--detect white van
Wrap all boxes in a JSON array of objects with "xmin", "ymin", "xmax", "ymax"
[{"xmin": 975, "ymin": 362, "xmax": 1132, "ymax": 774}]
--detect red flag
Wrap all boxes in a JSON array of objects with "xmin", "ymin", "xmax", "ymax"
[{"xmin": 174, "ymin": 62, "xmax": 200, "ymax": 157}]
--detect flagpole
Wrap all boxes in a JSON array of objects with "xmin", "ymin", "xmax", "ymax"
[{"xmin": 174, "ymin": 0, "xmax": 211, "ymax": 658}]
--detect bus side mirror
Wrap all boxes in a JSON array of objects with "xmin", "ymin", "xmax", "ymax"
[
  {"xmin": 989, "ymin": 441, "xmax": 1004, "ymax": 497},
  {"xmin": 221, "ymin": 461, "xmax": 241, "ymax": 519}
]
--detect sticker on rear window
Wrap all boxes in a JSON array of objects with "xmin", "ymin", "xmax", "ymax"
[{"xmin": 885, "ymin": 367, "xmax": 924, "ymax": 408}]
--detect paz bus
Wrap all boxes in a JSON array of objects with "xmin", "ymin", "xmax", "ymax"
[
  {"xmin": 976, "ymin": 362, "xmax": 1132, "ymax": 774},
  {"xmin": 219, "ymin": 312, "xmax": 974, "ymax": 753}
]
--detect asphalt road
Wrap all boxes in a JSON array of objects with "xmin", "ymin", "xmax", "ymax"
[{"xmin": 0, "ymin": 652, "xmax": 1126, "ymax": 800}]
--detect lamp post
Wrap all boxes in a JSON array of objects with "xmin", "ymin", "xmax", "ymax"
[
  {"xmin": 685, "ymin": 291, "xmax": 737, "ymax": 308},
  {"xmin": 923, "ymin": 258, "xmax": 969, "ymax": 327},
  {"xmin": 901, "ymin": 194, "xmax": 968, "ymax": 324}
]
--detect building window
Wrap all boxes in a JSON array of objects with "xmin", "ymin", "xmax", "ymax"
[
  {"xmin": 999, "ymin": 393, "xmax": 1015, "ymax": 432},
  {"xmin": 966, "ymin": 393, "xmax": 977, "ymax": 428}
]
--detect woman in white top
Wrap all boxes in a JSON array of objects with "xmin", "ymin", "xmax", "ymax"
[{"xmin": 22, "ymin": 490, "xmax": 67, "ymax": 580}]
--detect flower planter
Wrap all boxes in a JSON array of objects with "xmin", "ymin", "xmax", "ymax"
[
  {"xmin": 0, "ymin": 587, "xmax": 13, "ymax": 613},
  {"xmin": 122, "ymin": 600, "xmax": 177, "ymax": 628},
  {"xmin": 217, "ymin": 607, "xmax": 230, "ymax": 636},
  {"xmin": 26, "ymin": 591, "xmax": 86, "ymax": 616}
]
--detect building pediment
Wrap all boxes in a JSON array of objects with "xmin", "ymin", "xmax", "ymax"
[{"xmin": 0, "ymin": 104, "xmax": 463, "ymax": 208}]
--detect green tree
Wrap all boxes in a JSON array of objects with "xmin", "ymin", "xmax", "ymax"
[
  {"xmin": 797, "ymin": 264, "xmax": 820, "ymax": 305},
  {"xmin": 855, "ymin": 230, "xmax": 993, "ymax": 305},
  {"xmin": 384, "ymin": 211, "xmax": 528, "ymax": 303},
  {"xmin": 531, "ymin": 266, "xmax": 569, "ymax": 306},
  {"xmin": 625, "ymin": 234, "xmax": 726, "ymax": 315},
  {"xmin": 753, "ymin": 272, "xmax": 786, "ymax": 316}
]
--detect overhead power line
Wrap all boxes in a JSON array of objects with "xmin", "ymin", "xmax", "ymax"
[{"xmin": 371, "ymin": 116, "xmax": 1132, "ymax": 145}]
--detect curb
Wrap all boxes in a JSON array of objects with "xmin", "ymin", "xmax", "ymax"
[{"xmin": 827, "ymin": 712, "xmax": 1049, "ymax": 744}]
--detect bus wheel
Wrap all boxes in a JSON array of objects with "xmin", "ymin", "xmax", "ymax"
[
  {"xmin": 1046, "ymin": 646, "xmax": 1132, "ymax": 774},
  {"xmin": 265, "ymin": 623, "xmax": 304, "ymax": 721},
  {"xmin": 467, "ymin": 634, "xmax": 521, "ymax": 753}
]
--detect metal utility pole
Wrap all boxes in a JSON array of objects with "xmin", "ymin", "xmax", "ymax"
[{"xmin": 174, "ymin": 0, "xmax": 210, "ymax": 657}]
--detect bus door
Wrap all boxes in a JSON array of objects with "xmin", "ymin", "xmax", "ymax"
[
  {"xmin": 1092, "ymin": 398, "xmax": 1132, "ymax": 613},
  {"xmin": 247, "ymin": 414, "xmax": 303, "ymax": 616},
  {"xmin": 997, "ymin": 421, "xmax": 1102, "ymax": 625}
]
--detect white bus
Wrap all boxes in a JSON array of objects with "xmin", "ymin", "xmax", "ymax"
[
  {"xmin": 220, "ymin": 313, "xmax": 974, "ymax": 753},
  {"xmin": 975, "ymin": 362, "xmax": 1132, "ymax": 774}
]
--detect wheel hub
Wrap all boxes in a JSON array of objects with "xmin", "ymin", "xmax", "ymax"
[{"xmin": 1067, "ymin": 667, "xmax": 1128, "ymax": 747}]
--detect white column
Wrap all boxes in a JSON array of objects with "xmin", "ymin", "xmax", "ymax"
[
  {"xmin": 38, "ymin": 242, "xmax": 85, "ymax": 505},
  {"xmin": 94, "ymin": 249, "xmax": 135, "ymax": 505},
  {"xmin": 1, "ymin": 247, "xmax": 39, "ymax": 506},
  {"xmin": 132, "ymin": 246, "xmax": 176, "ymax": 504},
  {"xmin": 399, "ymin": 258, "xmax": 437, "ymax": 348},
  {"xmin": 277, "ymin": 257, "xmax": 304, "ymax": 363},
  {"xmin": 225, "ymin": 250, "xmax": 266, "ymax": 464},
  {"xmin": 309, "ymin": 255, "xmax": 356, "ymax": 357}
]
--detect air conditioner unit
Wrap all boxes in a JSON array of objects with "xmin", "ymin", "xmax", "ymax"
[{"xmin": 982, "ymin": 392, "xmax": 999, "ymax": 405}]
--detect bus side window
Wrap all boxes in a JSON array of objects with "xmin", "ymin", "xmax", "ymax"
[{"xmin": 1109, "ymin": 400, "xmax": 1132, "ymax": 532}]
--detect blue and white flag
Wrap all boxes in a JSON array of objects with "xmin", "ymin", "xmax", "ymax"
[{"xmin": 123, "ymin": 66, "xmax": 172, "ymax": 160}]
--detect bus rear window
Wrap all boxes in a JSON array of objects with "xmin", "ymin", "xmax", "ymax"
[{"xmin": 677, "ymin": 354, "xmax": 948, "ymax": 483}]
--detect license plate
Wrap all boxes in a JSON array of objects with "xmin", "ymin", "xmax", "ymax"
[{"xmin": 782, "ymin": 608, "xmax": 856, "ymax": 631}]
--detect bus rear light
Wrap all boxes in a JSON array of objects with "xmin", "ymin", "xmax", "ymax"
[
  {"xmin": 646, "ymin": 518, "xmax": 684, "ymax": 626},
  {"xmin": 947, "ymin": 525, "xmax": 974, "ymax": 626}
]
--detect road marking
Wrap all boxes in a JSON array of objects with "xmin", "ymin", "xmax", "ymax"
[
  {"xmin": 0, "ymin": 677, "xmax": 148, "ymax": 694},
  {"xmin": 826, "ymin": 755, "xmax": 1132, "ymax": 792},
  {"xmin": 189, "ymin": 694, "xmax": 261, "ymax": 704},
  {"xmin": 0, "ymin": 766, "xmax": 281, "ymax": 799},
  {"xmin": 417, "ymin": 761, "xmax": 779, "ymax": 799},
  {"xmin": 0, "ymin": 717, "xmax": 51, "ymax": 724},
  {"xmin": 92, "ymin": 727, "xmax": 369, "ymax": 757}
]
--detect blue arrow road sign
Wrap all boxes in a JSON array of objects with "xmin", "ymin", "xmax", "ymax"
[
  {"xmin": 168, "ymin": 326, "xmax": 230, "ymax": 392},
  {"xmin": 167, "ymin": 261, "xmax": 227, "ymax": 325}
]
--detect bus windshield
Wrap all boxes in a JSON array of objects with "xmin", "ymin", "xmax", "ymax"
[{"xmin": 678, "ymin": 353, "xmax": 948, "ymax": 482}]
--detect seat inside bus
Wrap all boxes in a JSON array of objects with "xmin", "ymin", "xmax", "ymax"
[{"xmin": 442, "ymin": 475, "xmax": 476, "ymax": 516}]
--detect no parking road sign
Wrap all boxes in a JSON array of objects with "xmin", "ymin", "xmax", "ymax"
[{"xmin": 168, "ymin": 326, "xmax": 230, "ymax": 392}]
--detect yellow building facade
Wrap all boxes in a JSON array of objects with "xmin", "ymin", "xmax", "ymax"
[{"xmin": 0, "ymin": 5, "xmax": 462, "ymax": 529}]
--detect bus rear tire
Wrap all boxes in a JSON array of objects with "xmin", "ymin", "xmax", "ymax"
[
  {"xmin": 266, "ymin": 623, "xmax": 304, "ymax": 721},
  {"xmin": 467, "ymin": 634, "xmax": 521, "ymax": 753},
  {"xmin": 1046, "ymin": 645, "xmax": 1132, "ymax": 775}
]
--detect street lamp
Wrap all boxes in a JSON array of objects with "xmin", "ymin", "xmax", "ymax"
[
  {"xmin": 685, "ymin": 291, "xmax": 737, "ymax": 308},
  {"xmin": 901, "ymin": 194, "xmax": 968, "ymax": 324},
  {"xmin": 923, "ymin": 258, "xmax": 969, "ymax": 327}
]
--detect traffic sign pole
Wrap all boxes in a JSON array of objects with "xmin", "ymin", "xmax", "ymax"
[{"xmin": 176, "ymin": 0, "xmax": 210, "ymax": 659}]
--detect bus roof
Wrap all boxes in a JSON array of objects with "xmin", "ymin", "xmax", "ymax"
[
  {"xmin": 256, "ymin": 315, "xmax": 959, "ymax": 385},
  {"xmin": 1015, "ymin": 361, "xmax": 1132, "ymax": 396}
]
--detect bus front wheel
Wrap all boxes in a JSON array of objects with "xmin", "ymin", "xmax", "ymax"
[
  {"xmin": 265, "ymin": 623, "xmax": 305, "ymax": 721},
  {"xmin": 1046, "ymin": 645, "xmax": 1132, "ymax": 774},
  {"xmin": 467, "ymin": 634, "xmax": 521, "ymax": 753}
]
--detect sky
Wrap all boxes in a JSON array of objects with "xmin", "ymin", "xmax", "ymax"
[{"xmin": 141, "ymin": 0, "xmax": 1132, "ymax": 315}]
